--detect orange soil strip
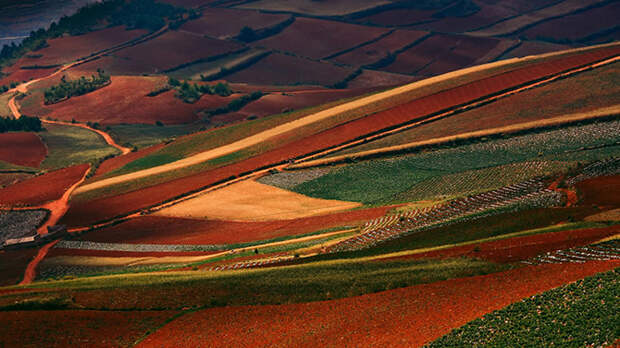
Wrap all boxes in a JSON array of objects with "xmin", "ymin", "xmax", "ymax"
[
  {"xmin": 139, "ymin": 260, "xmax": 619, "ymax": 347},
  {"xmin": 18, "ymin": 240, "xmax": 59, "ymax": 285},
  {"xmin": 290, "ymin": 104, "xmax": 620, "ymax": 169},
  {"xmin": 155, "ymin": 179, "xmax": 361, "ymax": 221},
  {"xmin": 74, "ymin": 45, "xmax": 620, "ymax": 195}
]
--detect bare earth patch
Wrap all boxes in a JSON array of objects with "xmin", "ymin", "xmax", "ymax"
[{"xmin": 155, "ymin": 179, "xmax": 361, "ymax": 221}]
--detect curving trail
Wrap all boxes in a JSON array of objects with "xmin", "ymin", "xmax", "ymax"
[{"xmin": 18, "ymin": 240, "xmax": 59, "ymax": 285}]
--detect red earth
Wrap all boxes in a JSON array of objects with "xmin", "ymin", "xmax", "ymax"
[
  {"xmin": 60, "ymin": 46, "xmax": 620, "ymax": 225},
  {"xmin": 0, "ymin": 164, "xmax": 89, "ymax": 206},
  {"xmin": 74, "ymin": 206, "xmax": 393, "ymax": 245},
  {"xmin": 521, "ymin": 2, "xmax": 620, "ymax": 42},
  {"xmin": 0, "ymin": 132, "xmax": 46, "ymax": 167},
  {"xmin": 138, "ymin": 260, "xmax": 620, "ymax": 347},
  {"xmin": 356, "ymin": 8, "xmax": 438, "ymax": 26},
  {"xmin": 226, "ymin": 52, "xmax": 355, "ymax": 87},
  {"xmin": 0, "ymin": 248, "xmax": 37, "ymax": 286},
  {"xmin": 576, "ymin": 174, "xmax": 620, "ymax": 207},
  {"xmin": 347, "ymin": 69, "xmax": 419, "ymax": 89},
  {"xmin": 12, "ymin": 26, "xmax": 148, "ymax": 68},
  {"xmin": 112, "ymin": 30, "xmax": 244, "ymax": 73},
  {"xmin": 0, "ymin": 310, "xmax": 179, "ymax": 348},
  {"xmin": 0, "ymin": 67, "xmax": 58, "ymax": 86},
  {"xmin": 502, "ymin": 41, "xmax": 572, "ymax": 59},
  {"xmin": 385, "ymin": 33, "xmax": 502, "ymax": 76},
  {"xmin": 255, "ymin": 17, "xmax": 390, "ymax": 60},
  {"xmin": 411, "ymin": 2, "xmax": 518, "ymax": 33},
  {"xmin": 0, "ymin": 173, "xmax": 33, "ymax": 188},
  {"xmin": 93, "ymin": 143, "xmax": 166, "ymax": 178},
  {"xmin": 381, "ymin": 226, "xmax": 620, "ymax": 264},
  {"xmin": 47, "ymin": 248, "xmax": 220, "ymax": 258},
  {"xmin": 181, "ymin": 7, "xmax": 291, "ymax": 39},
  {"xmin": 37, "ymin": 76, "xmax": 237, "ymax": 125},
  {"xmin": 331, "ymin": 30, "xmax": 429, "ymax": 67}
]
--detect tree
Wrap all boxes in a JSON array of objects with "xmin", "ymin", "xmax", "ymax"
[{"xmin": 238, "ymin": 26, "xmax": 256, "ymax": 42}]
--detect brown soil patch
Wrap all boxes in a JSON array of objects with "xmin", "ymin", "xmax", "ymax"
[{"xmin": 576, "ymin": 174, "xmax": 620, "ymax": 207}]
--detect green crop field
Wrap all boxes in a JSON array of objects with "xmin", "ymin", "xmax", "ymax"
[
  {"xmin": 429, "ymin": 267, "xmax": 620, "ymax": 347},
  {"xmin": 39, "ymin": 123, "xmax": 119, "ymax": 169}
]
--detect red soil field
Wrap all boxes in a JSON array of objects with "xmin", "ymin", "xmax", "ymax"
[
  {"xmin": 501, "ymin": 41, "xmax": 572, "ymax": 59},
  {"xmin": 576, "ymin": 175, "xmax": 620, "ymax": 207},
  {"xmin": 478, "ymin": 0, "xmax": 563, "ymax": 13},
  {"xmin": 237, "ymin": 88, "xmax": 376, "ymax": 118},
  {"xmin": 385, "ymin": 33, "xmax": 501, "ymax": 76},
  {"xmin": 356, "ymin": 8, "xmax": 438, "ymax": 26},
  {"xmin": 521, "ymin": 2, "xmax": 620, "ymax": 42},
  {"xmin": 0, "ymin": 67, "xmax": 58, "ymax": 86},
  {"xmin": 48, "ymin": 248, "xmax": 219, "ymax": 258},
  {"xmin": 226, "ymin": 53, "xmax": 355, "ymax": 87},
  {"xmin": 37, "ymin": 76, "xmax": 237, "ymax": 125},
  {"xmin": 0, "ymin": 248, "xmax": 37, "ymax": 286},
  {"xmin": 70, "ymin": 55, "xmax": 159, "ymax": 76},
  {"xmin": 0, "ymin": 163, "xmax": 89, "ymax": 206},
  {"xmin": 346, "ymin": 69, "xmax": 419, "ymax": 89},
  {"xmin": 13, "ymin": 26, "xmax": 148, "ymax": 68},
  {"xmin": 60, "ymin": 45, "xmax": 620, "ymax": 225},
  {"xmin": 331, "ymin": 30, "xmax": 428, "ymax": 67},
  {"xmin": 0, "ymin": 132, "xmax": 46, "ymax": 167},
  {"xmin": 181, "ymin": 8, "xmax": 291, "ymax": 39},
  {"xmin": 382, "ymin": 226, "xmax": 620, "ymax": 264},
  {"xmin": 255, "ymin": 17, "xmax": 389, "ymax": 60},
  {"xmin": 93, "ymin": 144, "xmax": 166, "ymax": 178},
  {"xmin": 75, "ymin": 206, "xmax": 392, "ymax": 245},
  {"xmin": 112, "ymin": 30, "xmax": 243, "ymax": 73},
  {"xmin": 0, "ymin": 310, "xmax": 179, "ymax": 348},
  {"xmin": 139, "ymin": 260, "xmax": 619, "ymax": 347},
  {"xmin": 412, "ymin": 3, "xmax": 517, "ymax": 33}
]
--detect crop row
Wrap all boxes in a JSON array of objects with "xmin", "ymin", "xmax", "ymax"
[
  {"xmin": 209, "ymin": 255, "xmax": 295, "ymax": 272},
  {"xmin": 523, "ymin": 240, "xmax": 620, "ymax": 265},
  {"xmin": 325, "ymin": 179, "xmax": 564, "ymax": 253},
  {"xmin": 566, "ymin": 157, "xmax": 620, "ymax": 186},
  {"xmin": 0, "ymin": 210, "xmax": 47, "ymax": 243},
  {"xmin": 55, "ymin": 240, "xmax": 225, "ymax": 252}
]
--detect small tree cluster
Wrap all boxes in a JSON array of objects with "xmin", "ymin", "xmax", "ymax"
[
  {"xmin": 174, "ymin": 81, "xmax": 232, "ymax": 103},
  {"xmin": 44, "ymin": 69, "xmax": 110, "ymax": 104},
  {"xmin": 0, "ymin": 115, "xmax": 42, "ymax": 133}
]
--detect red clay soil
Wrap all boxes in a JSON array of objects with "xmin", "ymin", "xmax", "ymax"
[
  {"xmin": 74, "ymin": 206, "xmax": 392, "ymax": 245},
  {"xmin": 139, "ymin": 260, "xmax": 620, "ymax": 347},
  {"xmin": 113, "ymin": 30, "xmax": 243, "ymax": 73},
  {"xmin": 0, "ymin": 173, "xmax": 33, "ymax": 188},
  {"xmin": 347, "ymin": 69, "xmax": 419, "ymax": 89},
  {"xmin": 181, "ymin": 7, "xmax": 291, "ymax": 39},
  {"xmin": 93, "ymin": 144, "xmax": 165, "ymax": 178},
  {"xmin": 0, "ymin": 132, "xmax": 46, "ymax": 167},
  {"xmin": 384, "ymin": 33, "xmax": 502, "ymax": 76},
  {"xmin": 0, "ymin": 67, "xmax": 58, "ymax": 86},
  {"xmin": 0, "ymin": 310, "xmax": 179, "ymax": 348},
  {"xmin": 502, "ymin": 41, "xmax": 572, "ymax": 59},
  {"xmin": 331, "ymin": 30, "xmax": 428, "ymax": 67},
  {"xmin": 0, "ymin": 249, "xmax": 37, "ymax": 286},
  {"xmin": 255, "ymin": 17, "xmax": 389, "ymax": 60},
  {"xmin": 411, "ymin": 3, "xmax": 518, "ymax": 32},
  {"xmin": 0, "ymin": 164, "xmax": 89, "ymax": 206},
  {"xmin": 237, "ymin": 88, "xmax": 376, "ymax": 118},
  {"xmin": 60, "ymin": 46, "xmax": 620, "ymax": 226},
  {"xmin": 47, "ymin": 248, "xmax": 220, "ymax": 258},
  {"xmin": 39, "ymin": 76, "xmax": 237, "ymax": 125},
  {"xmin": 19, "ymin": 240, "xmax": 58, "ymax": 285},
  {"xmin": 576, "ymin": 174, "xmax": 620, "ymax": 207},
  {"xmin": 226, "ymin": 52, "xmax": 355, "ymax": 87},
  {"xmin": 12, "ymin": 26, "xmax": 148, "ymax": 69},
  {"xmin": 356, "ymin": 8, "xmax": 438, "ymax": 26},
  {"xmin": 382, "ymin": 226, "xmax": 620, "ymax": 264},
  {"xmin": 521, "ymin": 2, "xmax": 620, "ymax": 42}
]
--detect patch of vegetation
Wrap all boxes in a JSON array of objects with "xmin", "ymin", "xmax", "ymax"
[
  {"xmin": 235, "ymin": 16, "xmax": 295, "ymax": 43},
  {"xmin": 0, "ymin": 0, "xmax": 193, "ymax": 68},
  {"xmin": 306, "ymin": 206, "xmax": 602, "ymax": 261},
  {"xmin": 106, "ymin": 123, "xmax": 199, "ymax": 150},
  {"xmin": 0, "ymin": 115, "xmax": 42, "ymax": 133},
  {"xmin": 44, "ymin": 70, "xmax": 110, "ymax": 104},
  {"xmin": 169, "ymin": 78, "xmax": 232, "ymax": 104},
  {"xmin": 0, "ymin": 296, "xmax": 72, "ymax": 311},
  {"xmin": 429, "ymin": 268, "xmax": 620, "ymax": 347},
  {"xmin": 14, "ymin": 258, "xmax": 508, "ymax": 310},
  {"xmin": 204, "ymin": 91, "xmax": 264, "ymax": 117},
  {"xmin": 39, "ymin": 123, "xmax": 118, "ymax": 169}
]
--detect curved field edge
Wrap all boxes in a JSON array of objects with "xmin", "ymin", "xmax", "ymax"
[
  {"xmin": 75, "ymin": 43, "xmax": 620, "ymax": 193},
  {"xmin": 428, "ymin": 267, "xmax": 620, "ymax": 347}
]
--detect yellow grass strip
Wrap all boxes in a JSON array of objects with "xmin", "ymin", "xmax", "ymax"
[
  {"xmin": 289, "ymin": 105, "xmax": 620, "ymax": 169},
  {"xmin": 154, "ymin": 179, "xmax": 361, "ymax": 221}
]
